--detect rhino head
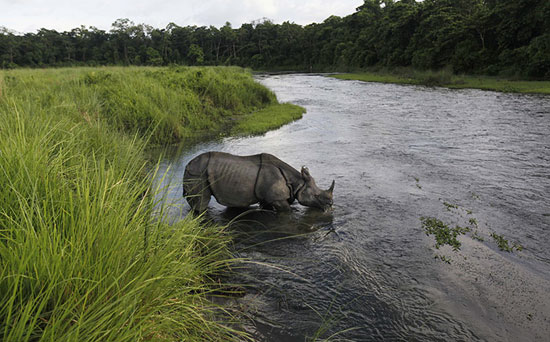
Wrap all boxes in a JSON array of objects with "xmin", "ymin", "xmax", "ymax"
[{"xmin": 296, "ymin": 167, "xmax": 335, "ymax": 211}]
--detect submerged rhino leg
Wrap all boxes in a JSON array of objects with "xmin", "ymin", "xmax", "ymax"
[
  {"xmin": 270, "ymin": 200, "xmax": 291, "ymax": 212},
  {"xmin": 255, "ymin": 163, "xmax": 292, "ymax": 207},
  {"xmin": 259, "ymin": 201, "xmax": 274, "ymax": 210},
  {"xmin": 183, "ymin": 154, "xmax": 212, "ymax": 212}
]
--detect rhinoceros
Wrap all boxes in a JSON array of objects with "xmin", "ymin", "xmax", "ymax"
[{"xmin": 183, "ymin": 151, "xmax": 334, "ymax": 212}]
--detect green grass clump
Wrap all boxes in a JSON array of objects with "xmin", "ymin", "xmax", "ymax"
[
  {"xmin": 0, "ymin": 69, "xmax": 257, "ymax": 340},
  {"xmin": 231, "ymin": 103, "xmax": 306, "ymax": 136},
  {"xmin": 421, "ymin": 217, "xmax": 470, "ymax": 251},
  {"xmin": 331, "ymin": 69, "xmax": 550, "ymax": 94}
]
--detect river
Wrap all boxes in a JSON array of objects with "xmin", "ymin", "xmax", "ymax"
[{"xmin": 154, "ymin": 74, "xmax": 550, "ymax": 341}]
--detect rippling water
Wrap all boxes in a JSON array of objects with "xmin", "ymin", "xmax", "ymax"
[{"xmin": 155, "ymin": 75, "xmax": 550, "ymax": 341}]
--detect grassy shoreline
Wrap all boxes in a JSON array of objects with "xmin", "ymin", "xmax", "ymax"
[
  {"xmin": 231, "ymin": 103, "xmax": 305, "ymax": 136},
  {"xmin": 330, "ymin": 70, "xmax": 550, "ymax": 94},
  {"xmin": 0, "ymin": 66, "xmax": 302, "ymax": 341},
  {"xmin": 1, "ymin": 66, "xmax": 305, "ymax": 145}
]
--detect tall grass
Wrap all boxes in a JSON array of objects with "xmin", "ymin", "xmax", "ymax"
[
  {"xmin": 0, "ymin": 68, "xmax": 259, "ymax": 341},
  {"xmin": 1, "ymin": 66, "xmax": 282, "ymax": 146}
]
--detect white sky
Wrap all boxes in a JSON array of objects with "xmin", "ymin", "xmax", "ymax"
[{"xmin": 0, "ymin": 0, "xmax": 364, "ymax": 33}]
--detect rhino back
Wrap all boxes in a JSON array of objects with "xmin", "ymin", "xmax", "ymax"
[
  {"xmin": 260, "ymin": 153, "xmax": 302, "ymax": 185},
  {"xmin": 207, "ymin": 152, "xmax": 260, "ymax": 207}
]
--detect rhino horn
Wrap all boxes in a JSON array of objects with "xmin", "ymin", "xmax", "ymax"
[
  {"xmin": 328, "ymin": 180, "xmax": 335, "ymax": 193},
  {"xmin": 301, "ymin": 166, "xmax": 312, "ymax": 182}
]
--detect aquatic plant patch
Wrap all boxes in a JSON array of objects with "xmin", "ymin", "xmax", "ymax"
[
  {"xmin": 443, "ymin": 201, "xmax": 459, "ymax": 211},
  {"xmin": 490, "ymin": 233, "xmax": 524, "ymax": 252},
  {"xmin": 421, "ymin": 217, "xmax": 470, "ymax": 251},
  {"xmin": 421, "ymin": 200, "xmax": 525, "ymax": 263}
]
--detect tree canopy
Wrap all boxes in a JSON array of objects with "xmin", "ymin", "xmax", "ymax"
[{"xmin": 1, "ymin": 0, "xmax": 548, "ymax": 78}]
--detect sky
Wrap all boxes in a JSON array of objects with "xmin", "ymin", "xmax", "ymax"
[{"xmin": 0, "ymin": 0, "xmax": 364, "ymax": 33}]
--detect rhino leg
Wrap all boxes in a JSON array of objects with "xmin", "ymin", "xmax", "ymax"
[
  {"xmin": 255, "ymin": 164, "xmax": 292, "ymax": 210},
  {"xmin": 271, "ymin": 200, "xmax": 291, "ymax": 212}
]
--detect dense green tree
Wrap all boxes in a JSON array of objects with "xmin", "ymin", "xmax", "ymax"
[
  {"xmin": 187, "ymin": 44, "xmax": 204, "ymax": 65},
  {"xmin": 0, "ymin": 1, "xmax": 548, "ymax": 78},
  {"xmin": 0, "ymin": 27, "xmax": 17, "ymax": 68}
]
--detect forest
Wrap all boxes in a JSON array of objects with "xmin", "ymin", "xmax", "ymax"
[{"xmin": 1, "ymin": 0, "xmax": 549, "ymax": 79}]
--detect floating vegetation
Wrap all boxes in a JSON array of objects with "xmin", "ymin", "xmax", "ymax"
[
  {"xmin": 491, "ymin": 233, "xmax": 512, "ymax": 252},
  {"xmin": 435, "ymin": 255, "xmax": 452, "ymax": 264},
  {"xmin": 421, "ymin": 217, "xmax": 470, "ymax": 251},
  {"xmin": 471, "ymin": 231, "xmax": 485, "ymax": 242},
  {"xmin": 443, "ymin": 201, "xmax": 459, "ymax": 211},
  {"xmin": 424, "ymin": 196, "xmax": 524, "ymax": 263},
  {"xmin": 490, "ymin": 233, "xmax": 523, "ymax": 252}
]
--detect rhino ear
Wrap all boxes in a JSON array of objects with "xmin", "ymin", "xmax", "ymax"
[
  {"xmin": 328, "ymin": 180, "xmax": 335, "ymax": 193},
  {"xmin": 301, "ymin": 166, "xmax": 312, "ymax": 182}
]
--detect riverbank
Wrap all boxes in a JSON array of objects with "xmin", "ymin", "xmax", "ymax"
[
  {"xmin": 330, "ymin": 70, "xmax": 550, "ymax": 95},
  {"xmin": 1, "ymin": 66, "xmax": 305, "ymax": 145},
  {"xmin": 0, "ymin": 66, "xmax": 302, "ymax": 341}
]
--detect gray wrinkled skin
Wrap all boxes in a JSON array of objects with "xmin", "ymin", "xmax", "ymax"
[{"xmin": 183, "ymin": 151, "xmax": 334, "ymax": 212}]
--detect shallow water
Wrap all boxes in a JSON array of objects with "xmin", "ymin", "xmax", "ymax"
[{"xmin": 155, "ymin": 75, "xmax": 550, "ymax": 341}]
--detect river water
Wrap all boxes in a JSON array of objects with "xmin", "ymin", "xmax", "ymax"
[{"xmin": 155, "ymin": 74, "xmax": 550, "ymax": 341}]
